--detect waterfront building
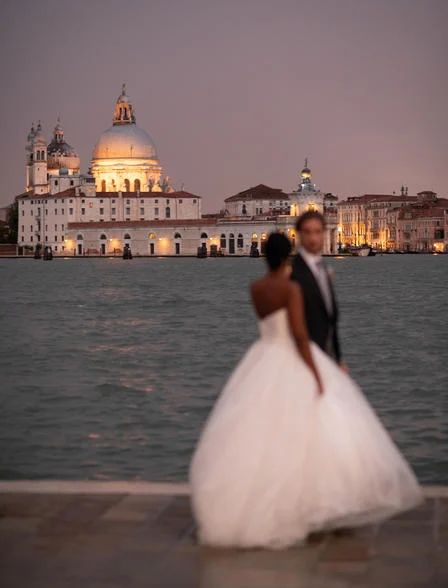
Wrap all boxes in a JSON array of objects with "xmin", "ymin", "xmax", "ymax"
[
  {"xmin": 338, "ymin": 189, "xmax": 448, "ymax": 251},
  {"xmin": 15, "ymin": 87, "xmax": 339, "ymax": 256}
]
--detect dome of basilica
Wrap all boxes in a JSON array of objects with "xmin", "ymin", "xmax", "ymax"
[
  {"xmin": 92, "ymin": 84, "xmax": 158, "ymax": 161},
  {"xmin": 92, "ymin": 123, "xmax": 158, "ymax": 160}
]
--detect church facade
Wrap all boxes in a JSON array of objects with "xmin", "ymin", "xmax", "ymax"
[{"xmin": 16, "ymin": 86, "xmax": 339, "ymax": 256}]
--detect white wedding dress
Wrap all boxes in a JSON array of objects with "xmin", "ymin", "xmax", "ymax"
[{"xmin": 190, "ymin": 308, "xmax": 422, "ymax": 549}]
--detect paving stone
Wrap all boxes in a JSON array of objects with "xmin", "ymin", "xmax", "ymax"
[
  {"xmin": 101, "ymin": 495, "xmax": 167, "ymax": 522},
  {"xmin": 367, "ymin": 554, "xmax": 436, "ymax": 587},
  {"xmin": 0, "ymin": 492, "xmax": 75, "ymax": 518},
  {"xmin": 321, "ymin": 536, "xmax": 372, "ymax": 562}
]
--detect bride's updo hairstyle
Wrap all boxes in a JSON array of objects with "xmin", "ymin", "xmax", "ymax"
[{"xmin": 265, "ymin": 232, "xmax": 292, "ymax": 270}]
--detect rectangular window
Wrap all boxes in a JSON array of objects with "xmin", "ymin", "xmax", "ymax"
[
  {"xmin": 82, "ymin": 199, "xmax": 85, "ymax": 203},
  {"xmin": 61, "ymin": 209, "xmax": 64, "ymax": 215},
  {"xmin": 112, "ymin": 199, "xmax": 115, "ymax": 203},
  {"xmin": 100, "ymin": 199, "xmax": 104, "ymax": 203},
  {"xmin": 55, "ymin": 235, "xmax": 58, "ymax": 241},
  {"xmin": 31, "ymin": 209, "xmax": 33, "ymax": 216},
  {"xmin": 45, "ymin": 225, "xmax": 48, "ymax": 231},
  {"xmin": 62, "ymin": 235, "xmax": 65, "ymax": 241},
  {"xmin": 22, "ymin": 210, "xmax": 24, "ymax": 216},
  {"xmin": 140, "ymin": 199, "xmax": 144, "ymax": 204},
  {"xmin": 70, "ymin": 180, "xmax": 74, "ymax": 186},
  {"xmin": 111, "ymin": 207, "xmax": 116, "ymax": 215},
  {"xmin": 54, "ymin": 224, "xmax": 57, "ymax": 230},
  {"xmin": 126, "ymin": 207, "xmax": 131, "ymax": 215},
  {"xmin": 21, "ymin": 225, "xmax": 24, "ymax": 232},
  {"xmin": 155, "ymin": 207, "xmax": 159, "ymax": 215},
  {"xmin": 69, "ymin": 208, "xmax": 73, "ymax": 215},
  {"xmin": 140, "ymin": 207, "xmax": 144, "ymax": 215},
  {"xmin": 179, "ymin": 199, "xmax": 183, "ymax": 204},
  {"xmin": 46, "ymin": 209, "xmax": 48, "ymax": 214},
  {"xmin": 81, "ymin": 208, "xmax": 85, "ymax": 215},
  {"xmin": 30, "ymin": 235, "xmax": 33, "ymax": 242},
  {"xmin": 21, "ymin": 236, "xmax": 24, "ymax": 242},
  {"xmin": 100, "ymin": 208, "xmax": 104, "ymax": 215},
  {"xmin": 30, "ymin": 225, "xmax": 33, "ymax": 231},
  {"xmin": 166, "ymin": 199, "xmax": 170, "ymax": 204},
  {"xmin": 55, "ymin": 209, "xmax": 58, "ymax": 215},
  {"xmin": 155, "ymin": 199, "xmax": 158, "ymax": 204},
  {"xmin": 70, "ymin": 199, "xmax": 73, "ymax": 203},
  {"xmin": 54, "ymin": 246, "xmax": 58, "ymax": 251},
  {"xmin": 61, "ymin": 199, "xmax": 64, "ymax": 203},
  {"xmin": 126, "ymin": 199, "xmax": 130, "ymax": 204}
]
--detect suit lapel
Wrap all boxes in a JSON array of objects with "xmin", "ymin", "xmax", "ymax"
[{"xmin": 294, "ymin": 253, "xmax": 330, "ymax": 319}]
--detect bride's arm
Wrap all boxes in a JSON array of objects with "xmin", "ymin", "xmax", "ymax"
[{"xmin": 287, "ymin": 283, "xmax": 324, "ymax": 395}]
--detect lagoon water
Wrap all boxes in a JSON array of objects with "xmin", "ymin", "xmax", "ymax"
[{"xmin": 0, "ymin": 255, "xmax": 447, "ymax": 484}]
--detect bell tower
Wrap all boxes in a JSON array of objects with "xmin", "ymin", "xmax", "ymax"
[{"xmin": 26, "ymin": 121, "xmax": 48, "ymax": 194}]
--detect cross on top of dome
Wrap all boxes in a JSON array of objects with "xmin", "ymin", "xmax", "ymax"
[{"xmin": 113, "ymin": 83, "xmax": 136, "ymax": 125}]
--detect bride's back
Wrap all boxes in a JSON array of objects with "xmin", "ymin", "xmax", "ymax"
[{"xmin": 251, "ymin": 273, "xmax": 292, "ymax": 320}]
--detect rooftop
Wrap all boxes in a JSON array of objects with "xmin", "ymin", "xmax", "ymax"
[
  {"xmin": 0, "ymin": 481, "xmax": 447, "ymax": 588},
  {"xmin": 225, "ymin": 184, "xmax": 290, "ymax": 203}
]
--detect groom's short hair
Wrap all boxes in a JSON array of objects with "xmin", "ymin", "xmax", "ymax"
[{"xmin": 295, "ymin": 211, "xmax": 326, "ymax": 232}]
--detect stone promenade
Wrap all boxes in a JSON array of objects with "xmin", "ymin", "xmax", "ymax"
[{"xmin": 0, "ymin": 481, "xmax": 447, "ymax": 587}]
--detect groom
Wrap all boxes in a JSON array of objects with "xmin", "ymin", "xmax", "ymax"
[{"xmin": 291, "ymin": 211, "xmax": 345, "ymax": 368}]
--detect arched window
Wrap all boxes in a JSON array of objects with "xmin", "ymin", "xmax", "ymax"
[
  {"xmin": 101, "ymin": 180, "xmax": 106, "ymax": 192},
  {"xmin": 251, "ymin": 233, "xmax": 258, "ymax": 242},
  {"xmin": 174, "ymin": 232, "xmax": 182, "ymax": 239},
  {"xmin": 76, "ymin": 234, "xmax": 83, "ymax": 240},
  {"xmin": 220, "ymin": 233, "xmax": 226, "ymax": 248},
  {"xmin": 124, "ymin": 233, "xmax": 131, "ymax": 240},
  {"xmin": 100, "ymin": 234, "xmax": 107, "ymax": 240},
  {"xmin": 237, "ymin": 233, "xmax": 244, "ymax": 248},
  {"xmin": 228, "ymin": 233, "xmax": 235, "ymax": 254},
  {"xmin": 200, "ymin": 232, "xmax": 208, "ymax": 239},
  {"xmin": 36, "ymin": 151, "xmax": 40, "ymax": 161},
  {"xmin": 124, "ymin": 179, "xmax": 130, "ymax": 192},
  {"xmin": 134, "ymin": 179, "xmax": 141, "ymax": 191},
  {"xmin": 41, "ymin": 150, "xmax": 45, "ymax": 160},
  {"xmin": 148, "ymin": 233, "xmax": 156, "ymax": 240},
  {"xmin": 165, "ymin": 206, "xmax": 171, "ymax": 219},
  {"xmin": 242, "ymin": 204, "xmax": 247, "ymax": 215}
]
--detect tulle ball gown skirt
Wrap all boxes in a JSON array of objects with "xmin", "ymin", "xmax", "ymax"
[{"xmin": 189, "ymin": 309, "xmax": 422, "ymax": 549}]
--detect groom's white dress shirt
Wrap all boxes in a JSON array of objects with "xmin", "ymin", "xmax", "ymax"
[{"xmin": 298, "ymin": 247, "xmax": 333, "ymax": 315}]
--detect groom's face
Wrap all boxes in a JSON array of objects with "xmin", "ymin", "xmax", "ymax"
[{"xmin": 299, "ymin": 218, "xmax": 325, "ymax": 255}]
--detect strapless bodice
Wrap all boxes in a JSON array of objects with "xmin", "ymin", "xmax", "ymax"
[{"xmin": 258, "ymin": 308, "xmax": 292, "ymax": 342}]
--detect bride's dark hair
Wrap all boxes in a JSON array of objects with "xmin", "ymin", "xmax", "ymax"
[{"xmin": 265, "ymin": 232, "xmax": 292, "ymax": 270}]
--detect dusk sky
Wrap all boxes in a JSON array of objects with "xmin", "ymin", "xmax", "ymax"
[{"xmin": 1, "ymin": 0, "xmax": 447, "ymax": 211}]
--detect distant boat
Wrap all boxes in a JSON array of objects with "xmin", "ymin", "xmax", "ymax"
[{"xmin": 349, "ymin": 245, "xmax": 375, "ymax": 257}]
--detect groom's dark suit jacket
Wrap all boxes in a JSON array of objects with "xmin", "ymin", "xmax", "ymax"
[{"xmin": 291, "ymin": 252, "xmax": 342, "ymax": 363}]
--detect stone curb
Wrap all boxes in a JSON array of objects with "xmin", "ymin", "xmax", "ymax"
[{"xmin": 0, "ymin": 481, "xmax": 446, "ymax": 497}]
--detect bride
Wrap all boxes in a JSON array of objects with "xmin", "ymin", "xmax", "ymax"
[{"xmin": 190, "ymin": 232, "xmax": 422, "ymax": 549}]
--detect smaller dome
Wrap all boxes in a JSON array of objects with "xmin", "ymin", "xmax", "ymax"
[{"xmin": 47, "ymin": 119, "xmax": 80, "ymax": 171}]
